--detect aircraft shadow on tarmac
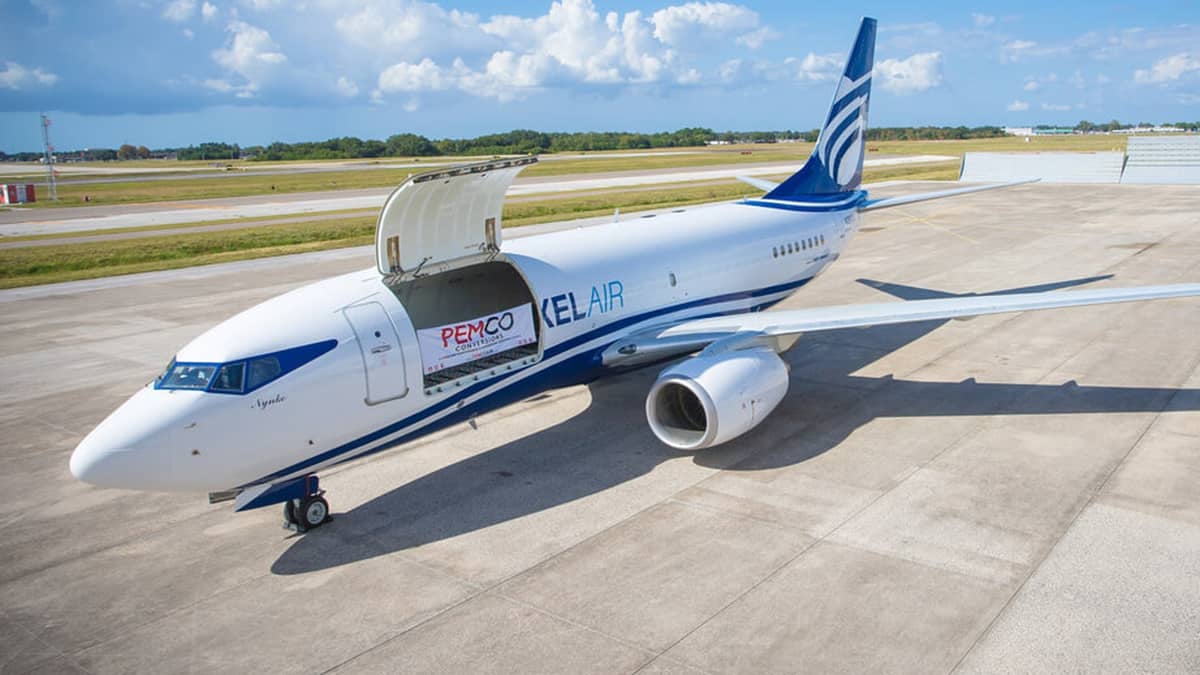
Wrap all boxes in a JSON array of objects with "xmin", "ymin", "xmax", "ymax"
[{"xmin": 272, "ymin": 275, "xmax": 1200, "ymax": 575}]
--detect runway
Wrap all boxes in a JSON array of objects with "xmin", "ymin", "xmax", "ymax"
[
  {"xmin": 1, "ymin": 183, "xmax": 1197, "ymax": 673},
  {"xmin": 0, "ymin": 155, "xmax": 953, "ymax": 237}
]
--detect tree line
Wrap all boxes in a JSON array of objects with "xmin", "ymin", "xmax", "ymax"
[{"xmin": 2, "ymin": 120, "xmax": 1197, "ymax": 163}]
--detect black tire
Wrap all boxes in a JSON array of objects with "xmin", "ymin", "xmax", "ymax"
[{"xmin": 298, "ymin": 495, "xmax": 329, "ymax": 530}]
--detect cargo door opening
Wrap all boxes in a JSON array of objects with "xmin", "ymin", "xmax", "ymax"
[{"xmin": 388, "ymin": 259, "xmax": 541, "ymax": 393}]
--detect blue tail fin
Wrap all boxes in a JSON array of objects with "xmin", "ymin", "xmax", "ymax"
[{"xmin": 766, "ymin": 17, "xmax": 876, "ymax": 199}]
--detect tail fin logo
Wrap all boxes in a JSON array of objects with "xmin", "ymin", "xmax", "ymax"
[
  {"xmin": 762, "ymin": 17, "xmax": 876, "ymax": 200},
  {"xmin": 818, "ymin": 72, "xmax": 871, "ymax": 187}
]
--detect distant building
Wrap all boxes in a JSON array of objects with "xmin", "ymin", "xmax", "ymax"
[
  {"xmin": 1113, "ymin": 126, "xmax": 1187, "ymax": 134},
  {"xmin": 1034, "ymin": 127, "xmax": 1075, "ymax": 135},
  {"xmin": 1003, "ymin": 127, "xmax": 1033, "ymax": 136}
]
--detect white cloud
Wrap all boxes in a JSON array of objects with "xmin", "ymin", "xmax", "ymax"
[
  {"xmin": 0, "ymin": 61, "xmax": 58, "ymax": 89},
  {"xmin": 1134, "ymin": 53, "xmax": 1200, "ymax": 83},
  {"xmin": 362, "ymin": 0, "xmax": 773, "ymax": 102},
  {"xmin": 201, "ymin": 2, "xmax": 218, "ymax": 21},
  {"xmin": 789, "ymin": 53, "xmax": 842, "ymax": 82},
  {"xmin": 736, "ymin": 26, "xmax": 779, "ymax": 50},
  {"xmin": 335, "ymin": 76, "xmax": 359, "ymax": 97},
  {"xmin": 241, "ymin": 0, "xmax": 284, "ymax": 10},
  {"xmin": 183, "ymin": 28, "xmax": 194, "ymax": 39},
  {"xmin": 877, "ymin": 52, "xmax": 943, "ymax": 94},
  {"xmin": 1006, "ymin": 99, "xmax": 1029, "ymax": 111},
  {"xmin": 162, "ymin": 0, "xmax": 196, "ymax": 22},
  {"xmin": 337, "ymin": 1, "xmax": 488, "ymax": 63},
  {"xmin": 1041, "ymin": 102, "xmax": 1071, "ymax": 111},
  {"xmin": 1022, "ymin": 72, "xmax": 1059, "ymax": 91},
  {"xmin": 651, "ymin": 2, "xmax": 764, "ymax": 50},
  {"xmin": 972, "ymin": 13, "xmax": 995, "ymax": 28},
  {"xmin": 1002, "ymin": 39, "xmax": 1036, "ymax": 59},
  {"xmin": 210, "ymin": 20, "xmax": 287, "ymax": 98},
  {"xmin": 377, "ymin": 58, "xmax": 450, "ymax": 93},
  {"xmin": 203, "ymin": 78, "xmax": 234, "ymax": 92}
]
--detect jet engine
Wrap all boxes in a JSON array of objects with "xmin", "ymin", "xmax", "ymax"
[{"xmin": 645, "ymin": 347, "xmax": 789, "ymax": 450}]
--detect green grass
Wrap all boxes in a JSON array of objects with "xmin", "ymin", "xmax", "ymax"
[
  {"xmin": 0, "ymin": 160, "xmax": 970, "ymax": 288},
  {"xmin": 14, "ymin": 136, "xmax": 1142, "ymax": 210},
  {"xmin": 0, "ymin": 208, "xmax": 377, "ymax": 243},
  {"xmin": 0, "ymin": 217, "xmax": 377, "ymax": 288}
]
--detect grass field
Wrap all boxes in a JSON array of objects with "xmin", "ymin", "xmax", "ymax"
[
  {"xmin": 3, "ymin": 134, "xmax": 1140, "ymax": 210},
  {"xmin": 0, "ymin": 133, "xmax": 1130, "ymax": 288},
  {"xmin": 0, "ymin": 159, "xmax": 964, "ymax": 288}
]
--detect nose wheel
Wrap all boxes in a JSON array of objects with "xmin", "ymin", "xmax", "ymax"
[{"xmin": 283, "ymin": 491, "xmax": 331, "ymax": 533}]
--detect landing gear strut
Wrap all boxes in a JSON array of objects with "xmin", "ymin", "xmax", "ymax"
[{"xmin": 282, "ymin": 480, "xmax": 331, "ymax": 533}]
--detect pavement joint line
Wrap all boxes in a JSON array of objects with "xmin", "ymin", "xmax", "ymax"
[
  {"xmin": 29, "ymin": 414, "xmax": 81, "ymax": 437},
  {"xmin": 948, "ymin": 247, "xmax": 1195, "ymax": 672},
  {"xmin": 886, "ymin": 209, "xmax": 979, "ymax": 244},
  {"xmin": 491, "ymin": 589, "xmax": 667, "ymax": 667},
  {"xmin": 317, "ymin": 442, "xmax": 697, "ymax": 672},
  {"xmin": 323, "ymin": 427, "xmax": 742, "ymax": 673},
  {"xmin": 0, "ymin": 499, "xmax": 227, "ymax": 589},
  {"xmin": 0, "ymin": 604, "xmax": 79, "ymax": 672},
  {"xmin": 949, "ymin": 396, "xmax": 1170, "ymax": 674},
  {"xmin": 66, "ymin": 559, "xmax": 275, "ymax": 662},
  {"xmin": 633, "ymin": 365, "xmax": 1003, "ymax": 674},
  {"xmin": 633, "ymin": 389, "xmax": 988, "ymax": 672}
]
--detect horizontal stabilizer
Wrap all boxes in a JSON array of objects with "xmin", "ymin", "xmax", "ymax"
[
  {"xmin": 737, "ymin": 176, "xmax": 780, "ymax": 192},
  {"xmin": 859, "ymin": 179, "xmax": 1038, "ymax": 212}
]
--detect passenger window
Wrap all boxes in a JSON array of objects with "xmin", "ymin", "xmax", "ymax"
[
  {"xmin": 801, "ymin": 240, "xmax": 806, "ymax": 251},
  {"xmin": 211, "ymin": 362, "xmax": 245, "ymax": 393},
  {"xmin": 820, "ymin": 235, "xmax": 825, "ymax": 244},
  {"xmin": 772, "ymin": 246, "xmax": 778, "ymax": 258},
  {"xmin": 786, "ymin": 243, "xmax": 792, "ymax": 254},
  {"xmin": 247, "ymin": 357, "xmax": 282, "ymax": 389}
]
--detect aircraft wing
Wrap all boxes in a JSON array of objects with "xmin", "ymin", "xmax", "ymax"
[
  {"xmin": 858, "ymin": 179, "xmax": 1038, "ymax": 212},
  {"xmin": 736, "ymin": 176, "xmax": 780, "ymax": 192},
  {"xmin": 602, "ymin": 283, "xmax": 1200, "ymax": 365}
]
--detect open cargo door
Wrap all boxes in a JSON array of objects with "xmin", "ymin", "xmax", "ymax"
[{"xmin": 376, "ymin": 157, "xmax": 537, "ymax": 280}]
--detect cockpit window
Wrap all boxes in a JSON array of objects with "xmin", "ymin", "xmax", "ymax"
[
  {"xmin": 211, "ymin": 363, "xmax": 245, "ymax": 393},
  {"xmin": 154, "ymin": 339, "xmax": 337, "ymax": 395},
  {"xmin": 160, "ymin": 364, "xmax": 216, "ymax": 390},
  {"xmin": 247, "ymin": 357, "xmax": 281, "ymax": 390}
]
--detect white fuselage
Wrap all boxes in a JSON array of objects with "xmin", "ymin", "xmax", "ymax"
[{"xmin": 70, "ymin": 195, "xmax": 862, "ymax": 493}]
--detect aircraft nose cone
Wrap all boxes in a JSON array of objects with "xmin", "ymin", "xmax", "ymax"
[
  {"xmin": 70, "ymin": 388, "xmax": 183, "ymax": 490},
  {"xmin": 69, "ymin": 435, "xmax": 141, "ymax": 488}
]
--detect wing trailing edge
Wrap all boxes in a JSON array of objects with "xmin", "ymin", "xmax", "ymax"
[{"xmin": 602, "ymin": 283, "xmax": 1200, "ymax": 366}]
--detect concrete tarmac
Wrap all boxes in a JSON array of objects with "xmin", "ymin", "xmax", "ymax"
[{"xmin": 1, "ymin": 183, "xmax": 1198, "ymax": 673}]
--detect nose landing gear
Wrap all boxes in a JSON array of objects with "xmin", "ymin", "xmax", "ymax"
[
  {"xmin": 284, "ymin": 492, "xmax": 331, "ymax": 533},
  {"xmin": 233, "ymin": 474, "xmax": 333, "ymax": 533}
]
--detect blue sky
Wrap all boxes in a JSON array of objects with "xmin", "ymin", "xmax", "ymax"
[{"xmin": 1, "ymin": 0, "xmax": 1197, "ymax": 152}]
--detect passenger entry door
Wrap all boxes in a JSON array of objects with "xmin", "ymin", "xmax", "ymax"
[{"xmin": 343, "ymin": 302, "xmax": 408, "ymax": 405}]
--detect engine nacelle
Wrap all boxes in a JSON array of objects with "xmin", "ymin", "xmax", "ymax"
[{"xmin": 645, "ymin": 347, "xmax": 789, "ymax": 450}]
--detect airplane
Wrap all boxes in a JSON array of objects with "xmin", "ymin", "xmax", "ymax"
[{"xmin": 70, "ymin": 17, "xmax": 1200, "ymax": 533}]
